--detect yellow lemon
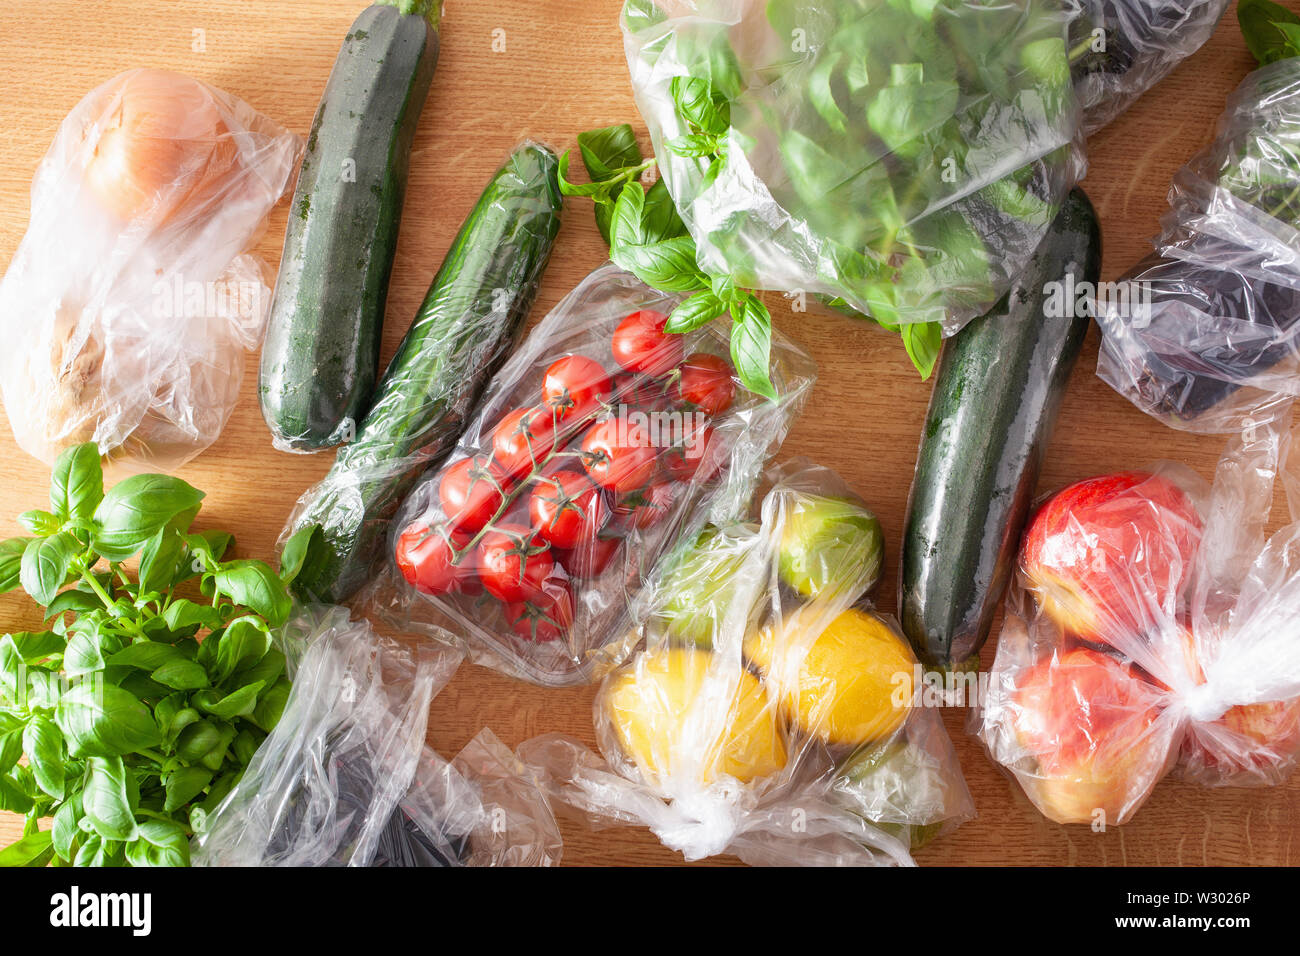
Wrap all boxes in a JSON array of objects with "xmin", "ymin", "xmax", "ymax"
[
  {"xmin": 603, "ymin": 647, "xmax": 787, "ymax": 786},
  {"xmin": 745, "ymin": 608, "xmax": 915, "ymax": 748}
]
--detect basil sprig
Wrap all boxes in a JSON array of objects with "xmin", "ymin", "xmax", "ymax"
[{"xmin": 0, "ymin": 443, "xmax": 321, "ymax": 867}]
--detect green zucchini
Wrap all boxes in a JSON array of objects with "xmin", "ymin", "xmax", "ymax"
[
  {"xmin": 287, "ymin": 143, "xmax": 563, "ymax": 603},
  {"xmin": 898, "ymin": 188, "xmax": 1101, "ymax": 673},
  {"xmin": 260, "ymin": 0, "xmax": 444, "ymax": 451}
]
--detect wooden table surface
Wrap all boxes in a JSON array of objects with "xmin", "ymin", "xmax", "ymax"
[{"xmin": 1, "ymin": 0, "xmax": 1297, "ymax": 866}]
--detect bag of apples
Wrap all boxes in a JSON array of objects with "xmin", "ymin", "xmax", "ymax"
[
  {"xmin": 378, "ymin": 265, "xmax": 816, "ymax": 686},
  {"xmin": 978, "ymin": 422, "xmax": 1300, "ymax": 826},
  {"xmin": 516, "ymin": 460, "xmax": 975, "ymax": 865}
]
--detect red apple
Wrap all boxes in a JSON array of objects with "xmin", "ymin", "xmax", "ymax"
[
  {"xmin": 1010, "ymin": 647, "xmax": 1170, "ymax": 824},
  {"xmin": 1020, "ymin": 471, "xmax": 1202, "ymax": 648}
]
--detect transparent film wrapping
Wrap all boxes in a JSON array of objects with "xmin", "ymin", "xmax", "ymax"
[
  {"xmin": 1070, "ymin": 0, "xmax": 1229, "ymax": 134},
  {"xmin": 621, "ymin": 0, "xmax": 1085, "ymax": 334},
  {"xmin": 191, "ymin": 605, "xmax": 561, "ymax": 867},
  {"xmin": 1097, "ymin": 59, "xmax": 1300, "ymax": 434},
  {"xmin": 517, "ymin": 459, "xmax": 974, "ymax": 865},
  {"xmin": 977, "ymin": 423, "xmax": 1300, "ymax": 827},
  {"xmin": 374, "ymin": 264, "xmax": 816, "ymax": 687},
  {"xmin": 0, "ymin": 68, "xmax": 302, "ymax": 469}
]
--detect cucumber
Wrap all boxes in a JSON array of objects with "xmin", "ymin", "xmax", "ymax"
[
  {"xmin": 898, "ymin": 188, "xmax": 1101, "ymax": 673},
  {"xmin": 287, "ymin": 143, "xmax": 563, "ymax": 603},
  {"xmin": 260, "ymin": 1, "xmax": 444, "ymax": 451}
]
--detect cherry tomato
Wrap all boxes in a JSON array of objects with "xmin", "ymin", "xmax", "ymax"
[
  {"xmin": 676, "ymin": 352, "xmax": 736, "ymax": 415},
  {"xmin": 614, "ymin": 481, "xmax": 677, "ymax": 529},
  {"xmin": 504, "ymin": 587, "xmax": 574, "ymax": 643},
  {"xmin": 611, "ymin": 310, "xmax": 683, "ymax": 378},
  {"xmin": 663, "ymin": 420, "xmax": 720, "ymax": 482},
  {"xmin": 438, "ymin": 456, "xmax": 507, "ymax": 533},
  {"xmin": 580, "ymin": 417, "xmax": 656, "ymax": 492},
  {"xmin": 491, "ymin": 405, "xmax": 558, "ymax": 479},
  {"xmin": 542, "ymin": 355, "xmax": 611, "ymax": 424},
  {"xmin": 557, "ymin": 534, "xmax": 622, "ymax": 579},
  {"xmin": 477, "ymin": 524, "xmax": 559, "ymax": 603},
  {"xmin": 394, "ymin": 523, "xmax": 472, "ymax": 595},
  {"xmin": 611, "ymin": 372, "xmax": 674, "ymax": 414},
  {"xmin": 529, "ymin": 469, "xmax": 609, "ymax": 550}
]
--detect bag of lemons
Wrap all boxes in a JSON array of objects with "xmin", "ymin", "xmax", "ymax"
[{"xmin": 518, "ymin": 459, "xmax": 973, "ymax": 865}]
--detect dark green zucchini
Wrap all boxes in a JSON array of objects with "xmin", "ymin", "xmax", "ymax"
[
  {"xmin": 899, "ymin": 188, "xmax": 1102, "ymax": 673},
  {"xmin": 260, "ymin": 1, "xmax": 443, "ymax": 451},
  {"xmin": 287, "ymin": 144, "xmax": 563, "ymax": 603}
]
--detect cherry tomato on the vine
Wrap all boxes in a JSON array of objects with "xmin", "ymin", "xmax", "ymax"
[
  {"xmin": 504, "ymin": 587, "xmax": 574, "ymax": 643},
  {"xmin": 529, "ymin": 469, "xmax": 609, "ymax": 550},
  {"xmin": 556, "ymin": 534, "xmax": 622, "ymax": 579},
  {"xmin": 611, "ymin": 310, "xmax": 683, "ymax": 378},
  {"xmin": 491, "ymin": 405, "xmax": 558, "ymax": 479},
  {"xmin": 676, "ymin": 352, "xmax": 736, "ymax": 415},
  {"xmin": 580, "ymin": 417, "xmax": 656, "ymax": 492},
  {"xmin": 476, "ymin": 524, "xmax": 559, "ymax": 603},
  {"xmin": 438, "ymin": 456, "xmax": 508, "ymax": 533},
  {"xmin": 395, "ymin": 523, "xmax": 472, "ymax": 596},
  {"xmin": 542, "ymin": 355, "xmax": 611, "ymax": 424}
]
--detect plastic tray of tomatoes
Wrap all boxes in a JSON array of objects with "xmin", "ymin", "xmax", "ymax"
[{"xmin": 384, "ymin": 265, "xmax": 816, "ymax": 686}]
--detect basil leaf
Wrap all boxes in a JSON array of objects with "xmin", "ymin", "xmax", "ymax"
[
  {"xmin": 278, "ymin": 523, "xmax": 326, "ymax": 587},
  {"xmin": 214, "ymin": 616, "xmax": 272, "ymax": 683},
  {"xmin": 643, "ymin": 178, "xmax": 686, "ymax": 244},
  {"xmin": 0, "ymin": 830, "xmax": 54, "ymax": 868},
  {"xmin": 195, "ymin": 681, "xmax": 265, "ymax": 721},
  {"xmin": 730, "ymin": 295, "xmax": 778, "ymax": 400},
  {"xmin": 613, "ymin": 236, "xmax": 710, "ymax": 294},
  {"xmin": 151, "ymin": 660, "xmax": 210, "ymax": 691},
  {"xmin": 0, "ymin": 537, "xmax": 29, "ymax": 594},
  {"xmin": 22, "ymin": 716, "xmax": 65, "ymax": 800},
  {"xmin": 83, "ymin": 755, "xmax": 139, "ymax": 842},
  {"xmin": 163, "ymin": 766, "xmax": 213, "ymax": 813},
  {"xmin": 63, "ymin": 630, "xmax": 109, "ymax": 678},
  {"xmin": 93, "ymin": 475, "xmax": 204, "ymax": 561},
  {"xmin": 211, "ymin": 560, "xmax": 292, "ymax": 628},
  {"xmin": 1239, "ymin": 0, "xmax": 1300, "ymax": 65},
  {"xmin": 125, "ymin": 819, "xmax": 190, "ymax": 867},
  {"xmin": 666, "ymin": 291, "xmax": 727, "ymax": 334},
  {"xmin": 138, "ymin": 528, "xmax": 186, "ymax": 595},
  {"xmin": 18, "ymin": 509, "xmax": 61, "ymax": 537},
  {"xmin": 49, "ymin": 443, "xmax": 104, "ymax": 523},
  {"xmin": 52, "ymin": 792, "xmax": 83, "ymax": 861},
  {"xmin": 56, "ymin": 682, "xmax": 163, "ymax": 757},
  {"xmin": 250, "ymin": 676, "xmax": 292, "ymax": 733},
  {"xmin": 577, "ymin": 123, "xmax": 643, "ymax": 182},
  {"xmin": 7, "ymin": 631, "xmax": 63, "ymax": 664},
  {"xmin": 0, "ymin": 727, "xmax": 22, "ymax": 775},
  {"xmin": 901, "ymin": 320, "xmax": 944, "ymax": 380},
  {"xmin": 44, "ymin": 587, "xmax": 99, "ymax": 620},
  {"xmin": 106, "ymin": 640, "xmax": 186, "ymax": 671},
  {"xmin": 0, "ymin": 773, "xmax": 34, "ymax": 814},
  {"xmin": 162, "ymin": 599, "xmax": 222, "ymax": 632},
  {"xmin": 20, "ymin": 532, "xmax": 80, "ymax": 606}
]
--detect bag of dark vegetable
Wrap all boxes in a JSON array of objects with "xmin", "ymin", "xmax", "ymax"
[
  {"xmin": 280, "ymin": 141, "xmax": 562, "ymax": 605},
  {"xmin": 191, "ymin": 605, "xmax": 562, "ymax": 867},
  {"xmin": 515, "ymin": 460, "xmax": 974, "ymax": 866},
  {"xmin": 370, "ymin": 264, "xmax": 816, "ymax": 687},
  {"xmin": 0, "ymin": 69, "xmax": 301, "ymax": 469},
  {"xmin": 977, "ymin": 418, "xmax": 1300, "ymax": 826},
  {"xmin": 1096, "ymin": 0, "xmax": 1300, "ymax": 434}
]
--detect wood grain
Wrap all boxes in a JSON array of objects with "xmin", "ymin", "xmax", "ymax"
[{"xmin": 0, "ymin": 0, "xmax": 1297, "ymax": 866}]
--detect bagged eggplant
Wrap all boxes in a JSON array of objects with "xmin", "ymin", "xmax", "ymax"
[
  {"xmin": 0, "ymin": 69, "xmax": 302, "ymax": 469},
  {"xmin": 375, "ymin": 264, "xmax": 815, "ymax": 687},
  {"xmin": 191, "ymin": 606, "xmax": 561, "ymax": 867},
  {"xmin": 977, "ymin": 422, "xmax": 1300, "ymax": 827},
  {"xmin": 620, "ymin": 0, "xmax": 1084, "ymax": 348},
  {"xmin": 518, "ymin": 461, "xmax": 974, "ymax": 865},
  {"xmin": 1096, "ymin": 1, "xmax": 1300, "ymax": 433},
  {"xmin": 1070, "ymin": 0, "xmax": 1229, "ymax": 134}
]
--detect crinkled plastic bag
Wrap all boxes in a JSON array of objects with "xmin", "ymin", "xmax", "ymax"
[
  {"xmin": 191, "ymin": 606, "xmax": 561, "ymax": 867},
  {"xmin": 622, "ymin": 0, "xmax": 1085, "ymax": 333},
  {"xmin": 1097, "ymin": 59, "xmax": 1300, "ymax": 434},
  {"xmin": 977, "ymin": 423, "xmax": 1300, "ymax": 827},
  {"xmin": 1070, "ymin": 0, "xmax": 1229, "ymax": 134},
  {"xmin": 0, "ymin": 69, "xmax": 302, "ymax": 469},
  {"xmin": 518, "ymin": 460, "xmax": 974, "ymax": 865},
  {"xmin": 374, "ymin": 264, "xmax": 816, "ymax": 687}
]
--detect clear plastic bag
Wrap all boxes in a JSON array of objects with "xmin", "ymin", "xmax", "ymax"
[
  {"xmin": 0, "ymin": 68, "xmax": 302, "ymax": 469},
  {"xmin": 1096, "ymin": 59, "xmax": 1300, "ymax": 434},
  {"xmin": 191, "ymin": 606, "xmax": 562, "ymax": 867},
  {"xmin": 1070, "ymin": 0, "xmax": 1229, "ymax": 134},
  {"xmin": 374, "ymin": 264, "xmax": 816, "ymax": 687},
  {"xmin": 621, "ymin": 0, "xmax": 1085, "ymax": 334},
  {"xmin": 976, "ymin": 422, "xmax": 1300, "ymax": 826},
  {"xmin": 517, "ymin": 460, "xmax": 974, "ymax": 865}
]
